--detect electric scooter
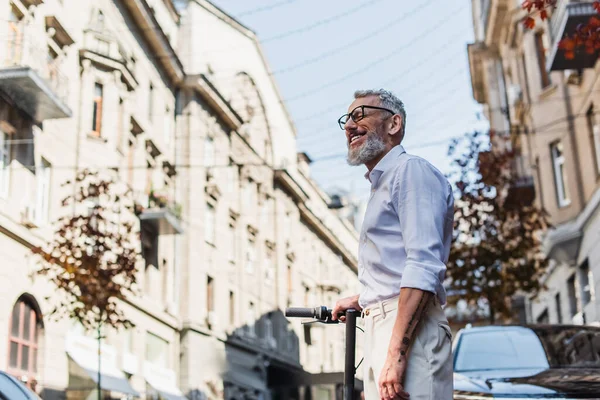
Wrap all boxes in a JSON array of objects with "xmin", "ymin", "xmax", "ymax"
[{"xmin": 285, "ymin": 306, "xmax": 361, "ymax": 400}]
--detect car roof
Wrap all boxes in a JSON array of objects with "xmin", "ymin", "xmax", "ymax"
[
  {"xmin": 458, "ymin": 324, "xmax": 600, "ymax": 335},
  {"xmin": 0, "ymin": 371, "xmax": 38, "ymax": 400}
]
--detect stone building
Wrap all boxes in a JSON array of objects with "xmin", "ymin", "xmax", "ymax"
[
  {"xmin": 0, "ymin": 0, "xmax": 360, "ymax": 399},
  {"xmin": 467, "ymin": 0, "xmax": 600, "ymax": 326}
]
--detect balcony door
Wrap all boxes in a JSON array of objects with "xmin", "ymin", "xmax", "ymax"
[{"xmin": 7, "ymin": 7, "xmax": 23, "ymax": 65}]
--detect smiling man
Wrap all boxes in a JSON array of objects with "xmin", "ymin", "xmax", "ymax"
[{"xmin": 332, "ymin": 89, "xmax": 454, "ymax": 400}]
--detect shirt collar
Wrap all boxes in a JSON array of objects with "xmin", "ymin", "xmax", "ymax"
[{"xmin": 365, "ymin": 145, "xmax": 406, "ymax": 186}]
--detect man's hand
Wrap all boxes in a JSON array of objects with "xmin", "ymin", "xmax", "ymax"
[
  {"xmin": 331, "ymin": 294, "xmax": 361, "ymax": 322},
  {"xmin": 378, "ymin": 357, "xmax": 410, "ymax": 400},
  {"xmin": 381, "ymin": 288, "xmax": 433, "ymax": 398}
]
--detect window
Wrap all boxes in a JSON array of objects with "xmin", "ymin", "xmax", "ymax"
[
  {"xmin": 205, "ymin": 203, "xmax": 215, "ymax": 245},
  {"xmin": 555, "ymin": 292, "xmax": 563, "ymax": 323},
  {"xmin": 568, "ymin": 274, "xmax": 578, "ymax": 317},
  {"xmin": 204, "ymin": 136, "xmax": 214, "ymax": 167},
  {"xmin": 587, "ymin": 106, "xmax": 600, "ymax": 176},
  {"xmin": 207, "ymin": 276, "xmax": 214, "ymax": 313},
  {"xmin": 287, "ymin": 265, "xmax": 292, "ymax": 295},
  {"xmin": 454, "ymin": 330, "xmax": 549, "ymax": 372},
  {"xmin": 117, "ymin": 99, "xmax": 125, "ymax": 152},
  {"xmin": 265, "ymin": 251, "xmax": 274, "ymax": 284},
  {"xmin": 245, "ymin": 240, "xmax": 255, "ymax": 273},
  {"xmin": 534, "ymin": 31, "xmax": 551, "ymax": 89},
  {"xmin": 229, "ymin": 291, "xmax": 235, "ymax": 326},
  {"xmin": 164, "ymin": 107, "xmax": 172, "ymax": 145},
  {"xmin": 145, "ymin": 332, "xmax": 168, "ymax": 368},
  {"xmin": 0, "ymin": 132, "xmax": 10, "ymax": 197},
  {"xmin": 245, "ymin": 180, "xmax": 256, "ymax": 209},
  {"xmin": 148, "ymin": 83, "xmax": 153, "ymax": 120},
  {"xmin": 8, "ymin": 300, "xmax": 40, "ymax": 380},
  {"xmin": 228, "ymin": 223, "xmax": 236, "ymax": 263},
  {"xmin": 124, "ymin": 326, "xmax": 135, "ymax": 354},
  {"xmin": 91, "ymin": 83, "xmax": 103, "ymax": 136},
  {"xmin": 265, "ymin": 314, "xmax": 274, "ymax": 339},
  {"xmin": 227, "ymin": 164, "xmax": 237, "ymax": 195},
  {"xmin": 537, "ymin": 309, "xmax": 549, "ymax": 323},
  {"xmin": 127, "ymin": 138, "xmax": 135, "ymax": 186},
  {"xmin": 247, "ymin": 302, "xmax": 255, "ymax": 336},
  {"xmin": 35, "ymin": 158, "xmax": 51, "ymax": 225},
  {"xmin": 141, "ymin": 222, "xmax": 159, "ymax": 269},
  {"xmin": 580, "ymin": 260, "xmax": 592, "ymax": 307},
  {"xmin": 550, "ymin": 141, "xmax": 570, "ymax": 207}
]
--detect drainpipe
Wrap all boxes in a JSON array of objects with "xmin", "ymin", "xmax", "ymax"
[
  {"xmin": 561, "ymin": 74, "xmax": 586, "ymax": 210},
  {"xmin": 73, "ymin": 60, "xmax": 88, "ymax": 214}
]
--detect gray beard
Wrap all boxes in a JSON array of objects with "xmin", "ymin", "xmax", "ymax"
[{"xmin": 346, "ymin": 133, "xmax": 386, "ymax": 166}]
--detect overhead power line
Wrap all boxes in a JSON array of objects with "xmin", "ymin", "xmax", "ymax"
[
  {"xmin": 271, "ymin": 0, "xmax": 438, "ymax": 74},
  {"xmin": 236, "ymin": 0, "xmax": 298, "ymax": 18},
  {"xmin": 261, "ymin": 0, "xmax": 388, "ymax": 43},
  {"xmin": 284, "ymin": 3, "xmax": 469, "ymax": 103}
]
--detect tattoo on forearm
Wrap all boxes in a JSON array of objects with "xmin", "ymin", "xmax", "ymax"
[{"xmin": 398, "ymin": 292, "xmax": 433, "ymax": 363}]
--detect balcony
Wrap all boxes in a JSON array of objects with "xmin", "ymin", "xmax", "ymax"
[
  {"xmin": 135, "ymin": 189, "xmax": 183, "ymax": 235},
  {"xmin": 504, "ymin": 156, "xmax": 536, "ymax": 209},
  {"xmin": 548, "ymin": 1, "xmax": 599, "ymax": 71},
  {"xmin": 0, "ymin": 23, "xmax": 71, "ymax": 122}
]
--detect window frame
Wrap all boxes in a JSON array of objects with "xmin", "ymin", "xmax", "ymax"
[
  {"xmin": 550, "ymin": 141, "xmax": 570, "ymax": 208},
  {"xmin": 91, "ymin": 82, "xmax": 103, "ymax": 136},
  {"xmin": 0, "ymin": 131, "xmax": 11, "ymax": 198},
  {"xmin": 35, "ymin": 158, "xmax": 51, "ymax": 225},
  {"xmin": 587, "ymin": 106, "xmax": 600, "ymax": 177},
  {"xmin": 7, "ymin": 300, "xmax": 39, "ymax": 381},
  {"xmin": 205, "ymin": 202, "xmax": 216, "ymax": 245}
]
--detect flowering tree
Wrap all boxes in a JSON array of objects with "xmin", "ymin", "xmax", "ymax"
[
  {"xmin": 32, "ymin": 169, "xmax": 140, "ymax": 399},
  {"xmin": 523, "ymin": 0, "xmax": 600, "ymax": 59},
  {"xmin": 446, "ymin": 131, "xmax": 550, "ymax": 324}
]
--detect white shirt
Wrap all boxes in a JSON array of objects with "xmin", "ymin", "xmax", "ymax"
[{"xmin": 357, "ymin": 145, "xmax": 454, "ymax": 309}]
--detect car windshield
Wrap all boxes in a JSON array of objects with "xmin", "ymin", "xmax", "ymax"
[{"xmin": 454, "ymin": 326, "xmax": 600, "ymax": 372}]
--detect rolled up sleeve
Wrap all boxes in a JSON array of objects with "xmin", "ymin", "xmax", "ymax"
[{"xmin": 392, "ymin": 159, "xmax": 449, "ymax": 296}]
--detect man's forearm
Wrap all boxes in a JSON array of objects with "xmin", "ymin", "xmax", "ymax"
[{"xmin": 387, "ymin": 288, "xmax": 433, "ymax": 362}]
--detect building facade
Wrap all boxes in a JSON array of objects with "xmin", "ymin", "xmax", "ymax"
[
  {"xmin": 467, "ymin": 0, "xmax": 600, "ymax": 326},
  {"xmin": 0, "ymin": 0, "xmax": 360, "ymax": 399}
]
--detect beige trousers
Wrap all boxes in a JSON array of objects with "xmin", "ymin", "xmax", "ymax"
[{"xmin": 361, "ymin": 295, "xmax": 453, "ymax": 400}]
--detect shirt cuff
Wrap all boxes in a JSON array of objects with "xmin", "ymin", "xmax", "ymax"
[{"xmin": 400, "ymin": 262, "xmax": 442, "ymax": 294}]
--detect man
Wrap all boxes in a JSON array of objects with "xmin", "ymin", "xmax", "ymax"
[{"xmin": 332, "ymin": 89, "xmax": 454, "ymax": 400}]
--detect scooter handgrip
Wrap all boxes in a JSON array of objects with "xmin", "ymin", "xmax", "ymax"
[{"xmin": 285, "ymin": 307, "xmax": 315, "ymax": 318}]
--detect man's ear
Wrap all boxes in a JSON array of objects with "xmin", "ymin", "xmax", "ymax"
[{"xmin": 388, "ymin": 114, "xmax": 403, "ymax": 137}]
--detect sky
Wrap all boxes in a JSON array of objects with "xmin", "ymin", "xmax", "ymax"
[{"xmin": 211, "ymin": 0, "xmax": 489, "ymax": 204}]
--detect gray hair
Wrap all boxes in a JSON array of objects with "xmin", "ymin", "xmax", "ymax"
[{"xmin": 354, "ymin": 89, "xmax": 406, "ymax": 140}]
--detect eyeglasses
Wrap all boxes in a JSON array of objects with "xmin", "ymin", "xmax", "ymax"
[{"xmin": 337, "ymin": 105, "xmax": 395, "ymax": 130}]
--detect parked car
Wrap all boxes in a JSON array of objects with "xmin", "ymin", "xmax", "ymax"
[
  {"xmin": 452, "ymin": 324, "xmax": 600, "ymax": 399},
  {"xmin": 0, "ymin": 371, "xmax": 40, "ymax": 400}
]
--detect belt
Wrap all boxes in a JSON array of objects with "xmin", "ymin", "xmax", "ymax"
[
  {"xmin": 361, "ymin": 294, "xmax": 439, "ymax": 318},
  {"xmin": 361, "ymin": 295, "xmax": 399, "ymax": 318}
]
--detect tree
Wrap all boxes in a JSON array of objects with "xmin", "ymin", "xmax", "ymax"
[
  {"xmin": 32, "ymin": 169, "xmax": 140, "ymax": 399},
  {"xmin": 445, "ymin": 131, "xmax": 550, "ymax": 324},
  {"xmin": 523, "ymin": 0, "xmax": 600, "ymax": 59}
]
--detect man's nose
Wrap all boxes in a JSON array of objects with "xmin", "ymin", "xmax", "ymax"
[{"xmin": 344, "ymin": 117, "xmax": 358, "ymax": 135}]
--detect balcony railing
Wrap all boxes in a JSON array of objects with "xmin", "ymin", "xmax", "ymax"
[
  {"xmin": 548, "ymin": 0, "xmax": 599, "ymax": 70},
  {"xmin": 135, "ymin": 190, "xmax": 183, "ymax": 235},
  {"xmin": 0, "ymin": 23, "xmax": 71, "ymax": 121}
]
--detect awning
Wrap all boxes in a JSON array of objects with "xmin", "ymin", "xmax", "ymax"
[
  {"xmin": 66, "ymin": 334, "xmax": 139, "ymax": 397},
  {"xmin": 144, "ymin": 362, "xmax": 186, "ymax": 400}
]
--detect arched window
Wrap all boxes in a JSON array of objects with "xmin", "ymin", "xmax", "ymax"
[{"xmin": 7, "ymin": 299, "xmax": 40, "ymax": 381}]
